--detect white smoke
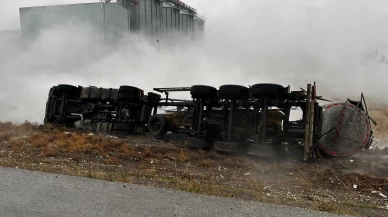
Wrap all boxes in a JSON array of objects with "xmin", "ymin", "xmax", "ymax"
[{"xmin": 1, "ymin": 0, "xmax": 388, "ymax": 123}]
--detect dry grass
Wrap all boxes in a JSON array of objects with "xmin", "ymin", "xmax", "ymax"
[
  {"xmin": 198, "ymin": 159, "xmax": 214, "ymax": 167},
  {"xmin": 177, "ymin": 149, "xmax": 190, "ymax": 163},
  {"xmin": 143, "ymin": 147, "xmax": 154, "ymax": 158},
  {"xmin": 0, "ymin": 123, "xmax": 145, "ymax": 164},
  {"xmin": 0, "ymin": 121, "xmax": 13, "ymax": 131},
  {"xmin": 0, "ymin": 121, "xmax": 387, "ymax": 217},
  {"xmin": 315, "ymin": 202, "xmax": 337, "ymax": 213},
  {"xmin": 0, "ymin": 121, "xmax": 197, "ymax": 166},
  {"xmin": 0, "ymin": 132, "xmax": 11, "ymax": 142},
  {"xmin": 367, "ymin": 106, "xmax": 388, "ymax": 138},
  {"xmin": 313, "ymin": 202, "xmax": 361, "ymax": 216},
  {"xmin": 310, "ymin": 169, "xmax": 388, "ymax": 193}
]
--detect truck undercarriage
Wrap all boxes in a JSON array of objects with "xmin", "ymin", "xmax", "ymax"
[{"xmin": 44, "ymin": 83, "xmax": 376, "ymax": 161}]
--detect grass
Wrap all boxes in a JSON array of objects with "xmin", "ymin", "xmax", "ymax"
[
  {"xmin": 198, "ymin": 159, "xmax": 214, "ymax": 167},
  {"xmin": 343, "ymin": 202, "xmax": 381, "ymax": 209},
  {"xmin": 0, "ymin": 132, "xmax": 11, "ymax": 142},
  {"xmin": 0, "ymin": 157, "xmax": 237, "ymax": 198},
  {"xmin": 0, "ymin": 121, "xmax": 387, "ymax": 217},
  {"xmin": 314, "ymin": 202, "xmax": 359, "ymax": 216},
  {"xmin": 315, "ymin": 202, "xmax": 337, "ymax": 213},
  {"xmin": 177, "ymin": 149, "xmax": 190, "ymax": 163},
  {"xmin": 1, "ymin": 154, "xmax": 384, "ymax": 217}
]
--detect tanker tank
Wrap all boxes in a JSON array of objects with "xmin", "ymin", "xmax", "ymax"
[{"xmin": 318, "ymin": 101, "xmax": 373, "ymax": 157}]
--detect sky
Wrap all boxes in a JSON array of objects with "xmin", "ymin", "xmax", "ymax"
[{"xmin": 0, "ymin": 0, "xmax": 388, "ymax": 123}]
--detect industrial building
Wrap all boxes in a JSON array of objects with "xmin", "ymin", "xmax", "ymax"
[
  {"xmin": 19, "ymin": 0, "xmax": 205, "ymax": 44},
  {"xmin": 117, "ymin": 0, "xmax": 205, "ymax": 41},
  {"xmin": 20, "ymin": 3, "xmax": 131, "ymax": 43}
]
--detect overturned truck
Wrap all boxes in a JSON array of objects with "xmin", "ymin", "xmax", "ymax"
[{"xmin": 44, "ymin": 83, "xmax": 376, "ymax": 160}]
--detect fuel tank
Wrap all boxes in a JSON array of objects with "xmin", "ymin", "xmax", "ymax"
[{"xmin": 318, "ymin": 101, "xmax": 372, "ymax": 157}]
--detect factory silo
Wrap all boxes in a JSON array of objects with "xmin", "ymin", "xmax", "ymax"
[
  {"xmin": 192, "ymin": 16, "xmax": 205, "ymax": 41},
  {"xmin": 118, "ymin": 0, "xmax": 205, "ymax": 42},
  {"xmin": 161, "ymin": 1, "xmax": 180, "ymax": 40},
  {"xmin": 118, "ymin": 0, "xmax": 162, "ymax": 37}
]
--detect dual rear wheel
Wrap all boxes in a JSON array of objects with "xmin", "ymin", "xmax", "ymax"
[{"xmin": 189, "ymin": 83, "xmax": 287, "ymax": 100}]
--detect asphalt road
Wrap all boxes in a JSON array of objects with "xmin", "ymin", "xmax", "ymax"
[{"xmin": 0, "ymin": 167, "xmax": 351, "ymax": 217}]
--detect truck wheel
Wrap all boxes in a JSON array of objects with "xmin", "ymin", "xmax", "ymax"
[
  {"xmin": 148, "ymin": 115, "xmax": 168, "ymax": 139},
  {"xmin": 103, "ymin": 122, "xmax": 113, "ymax": 134},
  {"xmin": 250, "ymin": 83, "xmax": 287, "ymax": 100},
  {"xmin": 190, "ymin": 85, "xmax": 218, "ymax": 99},
  {"xmin": 110, "ymin": 89, "xmax": 119, "ymax": 101},
  {"xmin": 185, "ymin": 137, "xmax": 213, "ymax": 150},
  {"xmin": 57, "ymin": 84, "xmax": 78, "ymax": 93},
  {"xmin": 57, "ymin": 84, "xmax": 79, "ymax": 99},
  {"xmin": 96, "ymin": 122, "xmax": 103, "ymax": 134},
  {"xmin": 218, "ymin": 85, "xmax": 249, "ymax": 100},
  {"xmin": 117, "ymin": 86, "xmax": 143, "ymax": 102}
]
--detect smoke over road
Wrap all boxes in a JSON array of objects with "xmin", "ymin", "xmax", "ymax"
[{"xmin": 0, "ymin": 0, "xmax": 387, "ymax": 123}]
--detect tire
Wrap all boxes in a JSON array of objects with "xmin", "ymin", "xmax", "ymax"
[
  {"xmin": 214, "ymin": 141, "xmax": 247, "ymax": 153},
  {"xmin": 101, "ymin": 122, "xmax": 109, "ymax": 134},
  {"xmin": 169, "ymin": 133, "xmax": 189, "ymax": 148},
  {"xmin": 90, "ymin": 87, "xmax": 101, "ymax": 100},
  {"xmin": 119, "ymin": 86, "xmax": 141, "ymax": 93},
  {"xmin": 147, "ymin": 92, "xmax": 162, "ymax": 104},
  {"xmin": 148, "ymin": 115, "xmax": 168, "ymax": 138},
  {"xmin": 96, "ymin": 122, "xmax": 103, "ymax": 134},
  {"xmin": 190, "ymin": 85, "xmax": 218, "ymax": 99},
  {"xmin": 91, "ymin": 122, "xmax": 97, "ymax": 133},
  {"xmin": 80, "ymin": 87, "xmax": 90, "ymax": 99},
  {"xmin": 57, "ymin": 84, "xmax": 78, "ymax": 93},
  {"xmin": 117, "ymin": 86, "xmax": 143, "ymax": 102},
  {"xmin": 110, "ymin": 89, "xmax": 119, "ymax": 101},
  {"xmin": 250, "ymin": 83, "xmax": 287, "ymax": 100},
  {"xmin": 218, "ymin": 85, "xmax": 249, "ymax": 100},
  {"xmin": 185, "ymin": 137, "xmax": 213, "ymax": 150},
  {"xmin": 56, "ymin": 84, "xmax": 79, "ymax": 99}
]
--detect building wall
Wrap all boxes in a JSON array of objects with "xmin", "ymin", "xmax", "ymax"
[
  {"xmin": 161, "ymin": 5, "xmax": 180, "ymax": 39},
  {"xmin": 192, "ymin": 18, "xmax": 205, "ymax": 41},
  {"xmin": 118, "ymin": 0, "xmax": 204, "ymax": 41},
  {"xmin": 103, "ymin": 3, "xmax": 131, "ymax": 42},
  {"xmin": 19, "ymin": 1, "xmax": 204, "ymax": 44},
  {"xmin": 19, "ymin": 3, "xmax": 130, "ymax": 43}
]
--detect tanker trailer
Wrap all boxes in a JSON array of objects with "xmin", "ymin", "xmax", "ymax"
[{"xmin": 317, "ymin": 96, "xmax": 376, "ymax": 157}]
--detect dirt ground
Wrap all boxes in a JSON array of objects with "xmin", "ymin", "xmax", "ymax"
[{"xmin": 0, "ymin": 121, "xmax": 387, "ymax": 217}]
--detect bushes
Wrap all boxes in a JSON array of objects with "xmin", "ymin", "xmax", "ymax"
[{"xmin": 0, "ymin": 132, "xmax": 11, "ymax": 142}]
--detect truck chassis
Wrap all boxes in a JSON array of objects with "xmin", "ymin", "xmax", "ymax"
[{"xmin": 44, "ymin": 83, "xmax": 376, "ymax": 161}]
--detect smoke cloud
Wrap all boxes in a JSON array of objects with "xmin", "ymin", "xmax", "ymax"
[{"xmin": 1, "ymin": 0, "xmax": 388, "ymax": 124}]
